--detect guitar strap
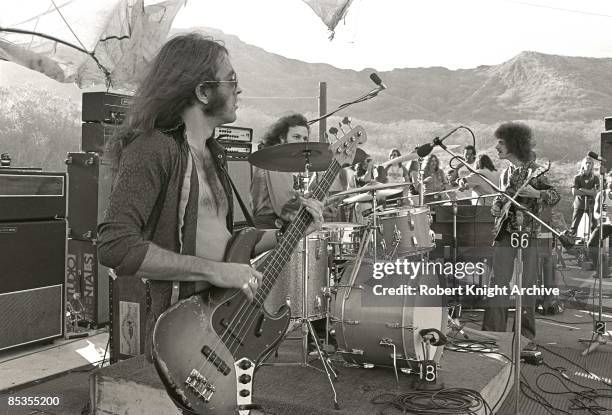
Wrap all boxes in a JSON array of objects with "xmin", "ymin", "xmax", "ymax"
[{"xmin": 219, "ymin": 163, "xmax": 255, "ymax": 227}]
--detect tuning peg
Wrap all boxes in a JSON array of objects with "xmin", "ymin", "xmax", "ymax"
[
  {"xmin": 341, "ymin": 116, "xmax": 352, "ymax": 127},
  {"xmin": 329, "ymin": 127, "xmax": 338, "ymax": 139}
]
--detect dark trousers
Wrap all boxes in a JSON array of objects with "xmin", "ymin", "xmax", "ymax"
[
  {"xmin": 571, "ymin": 208, "xmax": 594, "ymax": 236},
  {"xmin": 587, "ymin": 223, "xmax": 612, "ymax": 266},
  {"xmin": 482, "ymin": 231, "xmax": 542, "ymax": 340}
]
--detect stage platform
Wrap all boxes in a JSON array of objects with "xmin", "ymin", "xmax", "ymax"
[{"xmin": 91, "ymin": 331, "xmax": 514, "ymax": 415}]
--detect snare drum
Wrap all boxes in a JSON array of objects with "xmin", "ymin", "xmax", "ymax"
[
  {"xmin": 331, "ymin": 260, "xmax": 447, "ymax": 368},
  {"xmin": 376, "ymin": 206, "xmax": 434, "ymax": 257},
  {"xmin": 321, "ymin": 222, "xmax": 365, "ymax": 261},
  {"xmin": 255, "ymin": 233, "xmax": 330, "ymax": 320}
]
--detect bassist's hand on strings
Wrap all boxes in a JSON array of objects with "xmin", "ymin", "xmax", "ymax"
[
  {"xmin": 301, "ymin": 196, "xmax": 324, "ymax": 235},
  {"xmin": 210, "ymin": 264, "xmax": 263, "ymax": 302}
]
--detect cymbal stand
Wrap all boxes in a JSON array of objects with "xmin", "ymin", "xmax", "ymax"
[
  {"xmin": 371, "ymin": 188, "xmax": 379, "ymax": 262},
  {"xmin": 417, "ymin": 157, "xmax": 425, "ymax": 207},
  {"xmin": 264, "ymin": 150, "xmax": 340, "ymax": 410},
  {"xmin": 579, "ymin": 162, "xmax": 611, "ymax": 355}
]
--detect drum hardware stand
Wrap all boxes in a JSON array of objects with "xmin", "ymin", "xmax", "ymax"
[
  {"xmin": 415, "ymin": 330, "xmax": 445, "ymax": 391},
  {"xmin": 263, "ymin": 152, "xmax": 341, "ymax": 411},
  {"xmin": 380, "ymin": 338, "xmax": 400, "ymax": 383},
  {"xmin": 579, "ymin": 161, "xmax": 612, "ymax": 355}
]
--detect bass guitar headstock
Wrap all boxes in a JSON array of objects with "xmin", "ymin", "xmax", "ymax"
[{"xmin": 329, "ymin": 126, "xmax": 367, "ymax": 167}]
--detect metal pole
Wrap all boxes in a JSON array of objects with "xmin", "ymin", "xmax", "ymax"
[
  {"xmin": 513, "ymin": 211, "xmax": 524, "ymax": 415},
  {"xmin": 319, "ymin": 82, "xmax": 327, "ymax": 143}
]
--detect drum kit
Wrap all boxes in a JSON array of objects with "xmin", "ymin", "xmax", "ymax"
[{"xmin": 249, "ymin": 140, "xmax": 453, "ymax": 387}]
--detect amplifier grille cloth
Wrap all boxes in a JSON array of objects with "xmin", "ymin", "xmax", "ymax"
[{"xmin": 0, "ymin": 285, "xmax": 63, "ymax": 350}]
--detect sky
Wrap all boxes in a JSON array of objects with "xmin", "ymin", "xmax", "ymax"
[{"xmin": 172, "ymin": 0, "xmax": 612, "ymax": 71}]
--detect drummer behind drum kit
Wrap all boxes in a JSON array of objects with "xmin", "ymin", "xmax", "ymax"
[{"xmin": 249, "ymin": 133, "xmax": 454, "ymax": 392}]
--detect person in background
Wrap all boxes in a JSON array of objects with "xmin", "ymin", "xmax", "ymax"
[
  {"xmin": 423, "ymin": 154, "xmax": 453, "ymax": 204},
  {"xmin": 571, "ymin": 156, "xmax": 598, "ymax": 238},
  {"xmin": 586, "ymin": 171, "xmax": 612, "ymax": 277},
  {"xmin": 251, "ymin": 113, "xmax": 311, "ymax": 229},
  {"xmin": 385, "ymin": 148, "xmax": 411, "ymax": 183},
  {"xmin": 458, "ymin": 154, "xmax": 500, "ymax": 205},
  {"xmin": 448, "ymin": 145, "xmax": 477, "ymax": 184}
]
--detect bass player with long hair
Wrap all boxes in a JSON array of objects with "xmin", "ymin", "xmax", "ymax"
[{"xmin": 97, "ymin": 33, "xmax": 324, "ymax": 412}]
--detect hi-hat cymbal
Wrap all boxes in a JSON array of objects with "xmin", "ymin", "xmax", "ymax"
[
  {"xmin": 249, "ymin": 142, "xmax": 332, "ymax": 172},
  {"xmin": 334, "ymin": 181, "xmax": 414, "ymax": 198},
  {"xmin": 424, "ymin": 187, "xmax": 461, "ymax": 196},
  {"xmin": 343, "ymin": 188, "xmax": 402, "ymax": 204},
  {"xmin": 380, "ymin": 144, "xmax": 461, "ymax": 168}
]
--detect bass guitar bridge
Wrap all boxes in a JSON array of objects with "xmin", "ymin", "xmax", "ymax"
[{"xmin": 185, "ymin": 369, "xmax": 215, "ymax": 403}]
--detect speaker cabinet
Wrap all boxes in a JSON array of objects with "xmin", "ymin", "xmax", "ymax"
[
  {"xmin": 81, "ymin": 122, "xmax": 120, "ymax": 153},
  {"xmin": 66, "ymin": 152, "xmax": 113, "ymax": 241},
  {"xmin": 601, "ymin": 130, "xmax": 612, "ymax": 172},
  {"xmin": 109, "ymin": 275, "xmax": 147, "ymax": 362},
  {"xmin": 0, "ymin": 170, "xmax": 66, "ymax": 221},
  {"xmin": 0, "ymin": 220, "xmax": 65, "ymax": 351},
  {"xmin": 67, "ymin": 239, "xmax": 109, "ymax": 325}
]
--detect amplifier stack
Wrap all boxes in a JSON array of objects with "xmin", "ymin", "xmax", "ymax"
[
  {"xmin": 66, "ymin": 92, "xmax": 132, "ymax": 328},
  {"xmin": 0, "ymin": 171, "xmax": 67, "ymax": 351},
  {"xmin": 213, "ymin": 125, "xmax": 254, "ymax": 226}
]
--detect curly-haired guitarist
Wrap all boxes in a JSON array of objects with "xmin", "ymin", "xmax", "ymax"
[{"xmin": 483, "ymin": 122, "xmax": 560, "ymax": 350}]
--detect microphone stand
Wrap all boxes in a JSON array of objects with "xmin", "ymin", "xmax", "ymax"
[
  {"xmin": 433, "ymin": 141, "xmax": 571, "ymax": 415},
  {"xmin": 434, "ymin": 142, "xmax": 569, "ymax": 242},
  {"xmin": 579, "ymin": 162, "xmax": 612, "ymax": 355}
]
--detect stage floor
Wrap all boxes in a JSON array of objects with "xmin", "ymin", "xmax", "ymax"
[{"xmin": 90, "ymin": 330, "xmax": 514, "ymax": 415}]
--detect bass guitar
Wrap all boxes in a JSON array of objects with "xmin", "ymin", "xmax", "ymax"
[{"xmin": 152, "ymin": 127, "xmax": 366, "ymax": 414}]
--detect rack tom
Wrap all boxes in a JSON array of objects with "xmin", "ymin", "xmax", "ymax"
[{"xmin": 375, "ymin": 206, "xmax": 434, "ymax": 257}]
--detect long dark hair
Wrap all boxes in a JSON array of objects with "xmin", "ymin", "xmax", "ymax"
[
  {"xmin": 108, "ymin": 32, "xmax": 228, "ymax": 166},
  {"xmin": 387, "ymin": 148, "xmax": 403, "ymax": 169},
  {"xmin": 494, "ymin": 122, "xmax": 533, "ymax": 162},
  {"xmin": 260, "ymin": 113, "xmax": 309, "ymax": 147},
  {"xmin": 423, "ymin": 154, "xmax": 440, "ymax": 177},
  {"xmin": 476, "ymin": 154, "xmax": 497, "ymax": 171}
]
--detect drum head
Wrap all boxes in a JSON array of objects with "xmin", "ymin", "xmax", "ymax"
[
  {"xmin": 322, "ymin": 222, "xmax": 364, "ymax": 230},
  {"xmin": 378, "ymin": 206, "xmax": 430, "ymax": 218}
]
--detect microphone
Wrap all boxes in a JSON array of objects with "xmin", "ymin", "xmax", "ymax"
[
  {"xmin": 369, "ymin": 73, "xmax": 387, "ymax": 90},
  {"xmin": 588, "ymin": 151, "xmax": 606, "ymax": 162},
  {"xmin": 415, "ymin": 127, "xmax": 460, "ymax": 158}
]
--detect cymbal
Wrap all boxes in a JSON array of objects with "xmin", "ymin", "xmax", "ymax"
[
  {"xmin": 343, "ymin": 188, "xmax": 402, "ymax": 204},
  {"xmin": 334, "ymin": 181, "xmax": 414, "ymax": 198},
  {"xmin": 380, "ymin": 144, "xmax": 461, "ymax": 168},
  {"xmin": 249, "ymin": 142, "xmax": 332, "ymax": 172},
  {"xmin": 423, "ymin": 187, "xmax": 461, "ymax": 196}
]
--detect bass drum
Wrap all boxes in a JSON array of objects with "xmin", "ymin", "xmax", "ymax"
[{"xmin": 331, "ymin": 259, "xmax": 447, "ymax": 368}]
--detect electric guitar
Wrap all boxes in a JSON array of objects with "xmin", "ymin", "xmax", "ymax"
[
  {"xmin": 152, "ymin": 127, "xmax": 366, "ymax": 414},
  {"xmin": 492, "ymin": 162, "xmax": 550, "ymax": 242}
]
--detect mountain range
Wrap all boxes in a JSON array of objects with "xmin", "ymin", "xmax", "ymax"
[
  {"xmin": 2, "ymin": 27, "xmax": 612, "ymax": 125},
  {"xmin": 2, "ymin": 26, "xmax": 610, "ymax": 220}
]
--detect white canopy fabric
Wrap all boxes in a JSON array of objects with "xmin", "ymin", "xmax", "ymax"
[
  {"xmin": 303, "ymin": 0, "xmax": 353, "ymax": 39},
  {"xmin": 0, "ymin": 0, "xmax": 354, "ymax": 88},
  {"xmin": 0, "ymin": 0, "xmax": 186, "ymax": 89}
]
